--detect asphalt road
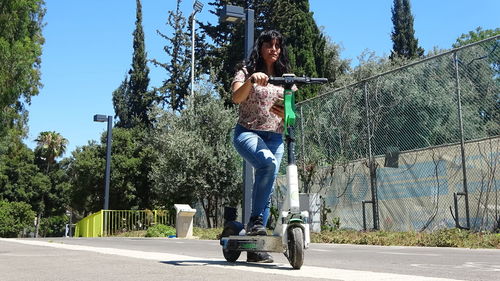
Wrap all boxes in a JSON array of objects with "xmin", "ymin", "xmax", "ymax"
[{"xmin": 1, "ymin": 237, "xmax": 498, "ymax": 281}]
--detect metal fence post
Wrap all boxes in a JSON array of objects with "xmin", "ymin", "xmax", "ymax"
[
  {"xmin": 363, "ymin": 82, "xmax": 380, "ymax": 230},
  {"xmin": 453, "ymin": 51, "xmax": 471, "ymax": 229},
  {"xmin": 300, "ymin": 106, "xmax": 307, "ymax": 193}
]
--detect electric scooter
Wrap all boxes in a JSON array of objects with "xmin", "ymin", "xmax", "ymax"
[{"xmin": 220, "ymin": 74, "xmax": 328, "ymax": 269}]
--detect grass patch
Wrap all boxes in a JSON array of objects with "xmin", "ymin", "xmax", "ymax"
[
  {"xmin": 145, "ymin": 224, "xmax": 176, "ymax": 237},
  {"xmin": 193, "ymin": 227, "xmax": 222, "ymax": 240},
  {"xmin": 311, "ymin": 228, "xmax": 500, "ymax": 249},
  {"xmin": 110, "ymin": 226, "xmax": 222, "ymax": 239},
  {"xmin": 113, "ymin": 230, "xmax": 147, "ymax": 237}
]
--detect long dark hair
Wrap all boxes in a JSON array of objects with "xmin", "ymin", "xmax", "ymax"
[{"xmin": 241, "ymin": 30, "xmax": 291, "ymax": 77}]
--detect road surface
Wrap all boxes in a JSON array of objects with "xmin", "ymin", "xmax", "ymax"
[{"xmin": 0, "ymin": 237, "xmax": 498, "ymax": 280}]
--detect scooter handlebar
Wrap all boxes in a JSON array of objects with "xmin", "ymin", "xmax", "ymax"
[{"xmin": 268, "ymin": 75, "xmax": 328, "ymax": 85}]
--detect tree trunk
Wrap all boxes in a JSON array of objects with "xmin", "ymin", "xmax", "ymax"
[
  {"xmin": 201, "ymin": 199, "xmax": 211, "ymax": 228},
  {"xmin": 35, "ymin": 196, "xmax": 45, "ymax": 238},
  {"xmin": 214, "ymin": 197, "xmax": 218, "ymax": 228},
  {"xmin": 35, "ymin": 212, "xmax": 41, "ymax": 238}
]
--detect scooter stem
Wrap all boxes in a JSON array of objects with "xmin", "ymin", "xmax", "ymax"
[{"xmin": 284, "ymin": 86, "xmax": 299, "ymax": 212}]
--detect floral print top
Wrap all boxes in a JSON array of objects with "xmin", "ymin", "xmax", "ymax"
[{"xmin": 232, "ymin": 67, "xmax": 286, "ymax": 134}]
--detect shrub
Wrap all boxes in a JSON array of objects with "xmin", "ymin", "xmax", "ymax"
[
  {"xmin": 0, "ymin": 200, "xmax": 36, "ymax": 238},
  {"xmin": 145, "ymin": 224, "xmax": 176, "ymax": 237},
  {"xmin": 40, "ymin": 215, "xmax": 69, "ymax": 237}
]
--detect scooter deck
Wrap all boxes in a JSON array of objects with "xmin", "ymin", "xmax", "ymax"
[{"xmin": 220, "ymin": 235, "xmax": 284, "ymax": 252}]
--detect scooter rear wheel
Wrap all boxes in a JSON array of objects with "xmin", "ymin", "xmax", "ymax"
[
  {"xmin": 221, "ymin": 227, "xmax": 241, "ymax": 262},
  {"xmin": 287, "ymin": 226, "xmax": 304, "ymax": 269}
]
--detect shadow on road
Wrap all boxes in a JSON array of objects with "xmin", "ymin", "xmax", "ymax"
[{"xmin": 160, "ymin": 260, "xmax": 294, "ymax": 270}]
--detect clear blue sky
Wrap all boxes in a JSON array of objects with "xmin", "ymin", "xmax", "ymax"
[{"xmin": 26, "ymin": 0, "xmax": 499, "ymax": 156}]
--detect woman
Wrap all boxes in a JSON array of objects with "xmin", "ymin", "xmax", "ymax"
[{"xmin": 231, "ymin": 30, "xmax": 294, "ymax": 263}]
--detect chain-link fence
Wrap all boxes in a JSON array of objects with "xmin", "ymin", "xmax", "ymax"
[{"xmin": 278, "ymin": 35, "xmax": 500, "ymax": 232}]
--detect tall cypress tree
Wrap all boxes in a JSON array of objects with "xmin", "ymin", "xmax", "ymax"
[
  {"xmin": 129, "ymin": 0, "xmax": 152, "ymax": 125},
  {"xmin": 110, "ymin": 0, "xmax": 154, "ymax": 210},
  {"xmin": 266, "ymin": 0, "xmax": 325, "ymax": 100},
  {"xmin": 390, "ymin": 0, "xmax": 424, "ymax": 60},
  {"xmin": 113, "ymin": 0, "xmax": 152, "ymax": 128},
  {"xmin": 151, "ymin": 0, "xmax": 191, "ymax": 112},
  {"xmin": 112, "ymin": 77, "xmax": 131, "ymax": 128}
]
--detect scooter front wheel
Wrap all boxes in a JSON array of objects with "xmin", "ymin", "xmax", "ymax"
[{"xmin": 287, "ymin": 226, "xmax": 304, "ymax": 269}]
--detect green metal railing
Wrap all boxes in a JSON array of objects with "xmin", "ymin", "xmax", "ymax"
[{"xmin": 74, "ymin": 210, "xmax": 174, "ymax": 237}]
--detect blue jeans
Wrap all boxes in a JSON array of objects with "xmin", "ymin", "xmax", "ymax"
[{"xmin": 233, "ymin": 124, "xmax": 284, "ymax": 227}]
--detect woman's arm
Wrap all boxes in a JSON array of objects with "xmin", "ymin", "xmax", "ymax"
[{"xmin": 231, "ymin": 72, "xmax": 268, "ymax": 104}]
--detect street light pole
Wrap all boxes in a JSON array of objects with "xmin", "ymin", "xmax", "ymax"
[
  {"xmin": 244, "ymin": 8, "xmax": 254, "ymax": 60},
  {"xmin": 219, "ymin": 3, "xmax": 255, "ymax": 225},
  {"xmin": 94, "ymin": 114, "xmax": 112, "ymax": 210},
  {"xmin": 191, "ymin": 13, "xmax": 195, "ymax": 100},
  {"xmin": 190, "ymin": 0, "xmax": 203, "ymax": 108},
  {"xmin": 104, "ymin": 115, "xmax": 112, "ymax": 210},
  {"xmin": 242, "ymin": 7, "xmax": 254, "ymax": 229}
]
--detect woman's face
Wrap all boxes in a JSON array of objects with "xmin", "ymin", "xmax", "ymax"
[{"xmin": 260, "ymin": 38, "xmax": 281, "ymax": 66}]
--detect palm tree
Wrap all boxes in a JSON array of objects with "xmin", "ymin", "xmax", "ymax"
[
  {"xmin": 35, "ymin": 131, "xmax": 68, "ymax": 173},
  {"xmin": 33, "ymin": 131, "xmax": 68, "ymax": 237}
]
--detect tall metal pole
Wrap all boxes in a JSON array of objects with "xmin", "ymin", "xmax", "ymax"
[
  {"xmin": 244, "ymin": 8, "xmax": 254, "ymax": 60},
  {"xmin": 189, "ymin": 0, "xmax": 203, "ymax": 108},
  {"xmin": 453, "ymin": 52, "xmax": 471, "ymax": 229},
  {"xmin": 104, "ymin": 115, "xmax": 112, "ymax": 210},
  {"xmin": 191, "ymin": 12, "xmax": 196, "ymax": 104},
  {"xmin": 242, "ymin": 7, "xmax": 255, "ymax": 225}
]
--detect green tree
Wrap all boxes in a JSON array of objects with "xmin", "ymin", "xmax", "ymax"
[
  {"xmin": 0, "ymin": 200, "xmax": 36, "ymax": 238},
  {"xmin": 150, "ymin": 80, "xmax": 241, "ymax": 227},
  {"xmin": 65, "ymin": 128, "xmax": 155, "ymax": 215},
  {"xmin": 106, "ymin": 127, "xmax": 154, "ymax": 210},
  {"xmin": 150, "ymin": 0, "xmax": 191, "ymax": 112},
  {"xmin": 453, "ymin": 27, "xmax": 500, "ymax": 48},
  {"xmin": 65, "ymin": 142, "xmax": 104, "ymax": 216},
  {"xmin": 322, "ymin": 38, "xmax": 351, "ymax": 89},
  {"xmin": 0, "ymin": 0, "xmax": 45, "ymax": 139},
  {"xmin": 113, "ymin": 0, "xmax": 152, "ymax": 128},
  {"xmin": 0, "ymin": 139, "xmax": 49, "ymax": 206},
  {"xmin": 453, "ymin": 34, "xmax": 500, "ymax": 137},
  {"xmin": 449, "ymin": 29, "xmax": 499, "ymax": 138},
  {"xmin": 390, "ymin": 0, "xmax": 424, "ymax": 60}
]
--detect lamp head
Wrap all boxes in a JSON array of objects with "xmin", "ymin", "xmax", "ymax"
[
  {"xmin": 93, "ymin": 114, "xmax": 107, "ymax": 122},
  {"xmin": 219, "ymin": 5, "xmax": 245, "ymax": 23},
  {"xmin": 194, "ymin": 0, "xmax": 203, "ymax": 13}
]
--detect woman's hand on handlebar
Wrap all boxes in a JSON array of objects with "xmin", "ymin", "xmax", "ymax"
[
  {"xmin": 250, "ymin": 72, "xmax": 268, "ymax": 86},
  {"xmin": 232, "ymin": 72, "xmax": 268, "ymax": 104}
]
